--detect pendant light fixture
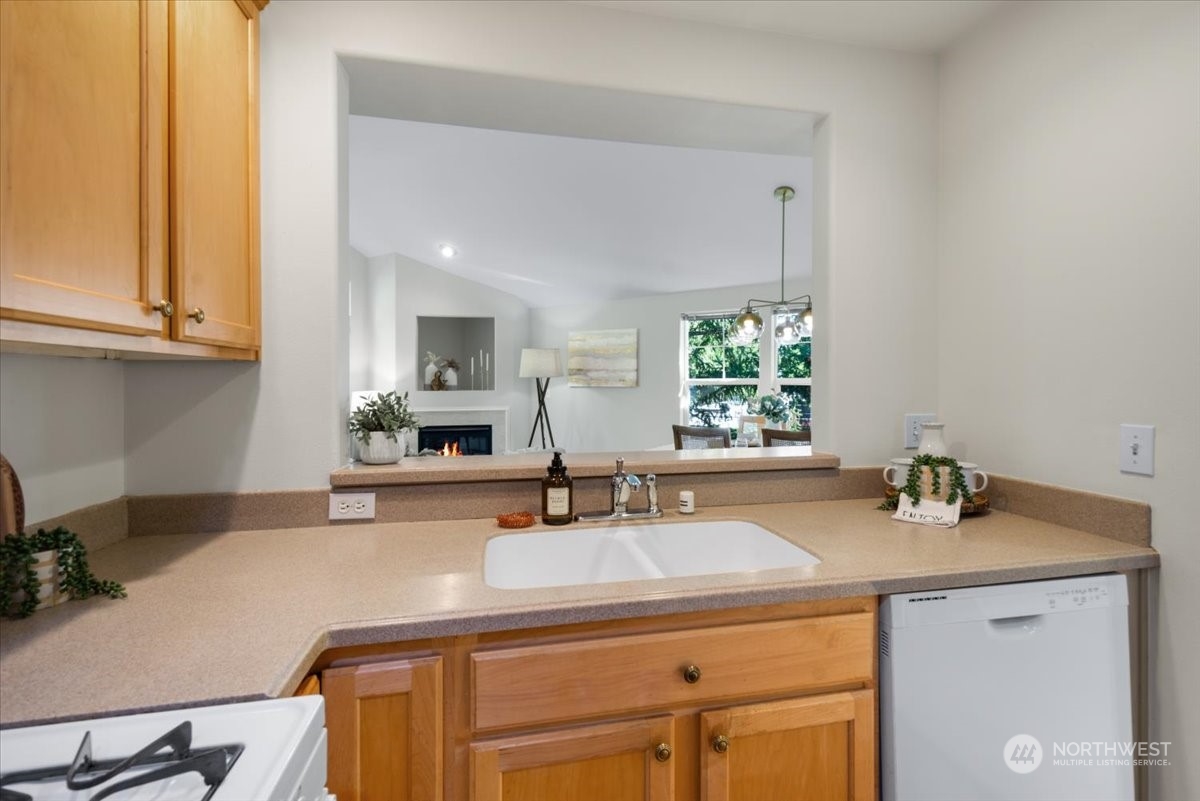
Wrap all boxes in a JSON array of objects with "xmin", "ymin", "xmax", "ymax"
[{"xmin": 729, "ymin": 185, "xmax": 813, "ymax": 346}]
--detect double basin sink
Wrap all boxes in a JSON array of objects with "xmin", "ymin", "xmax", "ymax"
[{"xmin": 484, "ymin": 519, "xmax": 821, "ymax": 590}]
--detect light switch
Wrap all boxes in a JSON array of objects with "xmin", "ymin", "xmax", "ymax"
[{"xmin": 1119, "ymin": 424, "xmax": 1155, "ymax": 476}]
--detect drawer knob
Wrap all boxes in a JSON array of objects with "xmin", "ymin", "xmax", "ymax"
[
  {"xmin": 682, "ymin": 664, "xmax": 702, "ymax": 683},
  {"xmin": 654, "ymin": 743, "xmax": 672, "ymax": 762},
  {"xmin": 188, "ymin": 307, "xmax": 206, "ymax": 324},
  {"xmin": 712, "ymin": 735, "xmax": 730, "ymax": 754},
  {"xmin": 153, "ymin": 300, "xmax": 174, "ymax": 318}
]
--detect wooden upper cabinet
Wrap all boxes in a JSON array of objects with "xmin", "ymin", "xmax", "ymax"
[
  {"xmin": 700, "ymin": 690, "xmax": 876, "ymax": 801},
  {"xmin": 0, "ymin": 0, "xmax": 167, "ymax": 335},
  {"xmin": 0, "ymin": 0, "xmax": 261, "ymax": 359},
  {"xmin": 169, "ymin": 0, "xmax": 260, "ymax": 350}
]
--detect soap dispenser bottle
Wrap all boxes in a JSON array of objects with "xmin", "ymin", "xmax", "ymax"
[{"xmin": 541, "ymin": 449, "xmax": 574, "ymax": 525}]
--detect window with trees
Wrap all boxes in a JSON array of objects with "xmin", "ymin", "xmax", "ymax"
[{"xmin": 681, "ymin": 311, "xmax": 811, "ymax": 434}]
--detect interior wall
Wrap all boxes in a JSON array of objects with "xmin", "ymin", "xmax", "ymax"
[
  {"xmin": 386, "ymin": 253, "xmax": 531, "ymax": 449},
  {"xmin": 0, "ymin": 354, "xmax": 126, "ymax": 524},
  {"xmin": 937, "ymin": 2, "xmax": 1200, "ymax": 798},
  {"xmin": 4, "ymin": 0, "xmax": 939, "ymax": 499},
  {"xmin": 347, "ymin": 246, "xmax": 372, "ymax": 393},
  {"xmin": 109, "ymin": 0, "xmax": 939, "ymax": 498},
  {"xmin": 530, "ymin": 281, "xmax": 785, "ymax": 452}
]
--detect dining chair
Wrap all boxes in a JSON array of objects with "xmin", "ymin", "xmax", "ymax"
[
  {"xmin": 671, "ymin": 425, "xmax": 732, "ymax": 450},
  {"xmin": 761, "ymin": 428, "xmax": 812, "ymax": 446}
]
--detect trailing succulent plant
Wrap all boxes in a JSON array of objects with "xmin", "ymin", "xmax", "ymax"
[
  {"xmin": 348, "ymin": 390, "xmax": 420, "ymax": 445},
  {"xmin": 899, "ymin": 454, "xmax": 975, "ymax": 508},
  {"xmin": 0, "ymin": 526, "xmax": 126, "ymax": 619}
]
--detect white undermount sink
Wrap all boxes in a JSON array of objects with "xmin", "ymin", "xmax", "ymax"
[{"xmin": 484, "ymin": 520, "xmax": 821, "ymax": 590}]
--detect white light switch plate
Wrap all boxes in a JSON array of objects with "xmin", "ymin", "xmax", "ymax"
[
  {"xmin": 904, "ymin": 413, "xmax": 937, "ymax": 449},
  {"xmin": 1119, "ymin": 424, "xmax": 1155, "ymax": 476}
]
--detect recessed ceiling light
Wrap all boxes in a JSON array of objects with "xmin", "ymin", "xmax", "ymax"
[{"xmin": 438, "ymin": 243, "xmax": 457, "ymax": 258}]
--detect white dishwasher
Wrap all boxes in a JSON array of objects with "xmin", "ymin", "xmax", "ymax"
[{"xmin": 880, "ymin": 574, "xmax": 1133, "ymax": 801}]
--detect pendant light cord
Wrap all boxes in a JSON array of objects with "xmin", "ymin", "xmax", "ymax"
[{"xmin": 779, "ymin": 190, "xmax": 787, "ymax": 302}]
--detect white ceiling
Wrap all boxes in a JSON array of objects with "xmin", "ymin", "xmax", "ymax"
[
  {"xmin": 573, "ymin": 0, "xmax": 1004, "ymax": 53},
  {"xmin": 346, "ymin": 1, "xmax": 1003, "ymax": 308},
  {"xmin": 349, "ymin": 115, "xmax": 812, "ymax": 309}
]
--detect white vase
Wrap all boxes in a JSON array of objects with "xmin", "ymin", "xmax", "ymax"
[
  {"xmin": 423, "ymin": 362, "xmax": 438, "ymax": 389},
  {"xmin": 358, "ymin": 431, "xmax": 405, "ymax": 464},
  {"xmin": 443, "ymin": 366, "xmax": 458, "ymax": 389},
  {"xmin": 917, "ymin": 422, "xmax": 948, "ymax": 456}
]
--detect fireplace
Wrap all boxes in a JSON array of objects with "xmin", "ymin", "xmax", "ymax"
[{"xmin": 418, "ymin": 424, "xmax": 493, "ymax": 456}]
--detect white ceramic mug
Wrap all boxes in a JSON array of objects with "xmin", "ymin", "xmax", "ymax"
[
  {"xmin": 885, "ymin": 458, "xmax": 988, "ymax": 493},
  {"xmin": 883, "ymin": 458, "xmax": 912, "ymax": 488},
  {"xmin": 958, "ymin": 462, "xmax": 989, "ymax": 493}
]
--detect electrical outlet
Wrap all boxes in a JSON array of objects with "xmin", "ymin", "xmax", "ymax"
[
  {"xmin": 1119, "ymin": 425, "xmax": 1155, "ymax": 476},
  {"xmin": 904, "ymin": 413, "xmax": 937, "ymax": 449},
  {"xmin": 329, "ymin": 492, "xmax": 376, "ymax": 520}
]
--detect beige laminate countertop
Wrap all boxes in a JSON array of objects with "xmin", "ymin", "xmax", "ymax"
[{"xmin": 0, "ymin": 499, "xmax": 1157, "ymax": 728}]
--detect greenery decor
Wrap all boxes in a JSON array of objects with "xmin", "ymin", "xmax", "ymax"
[
  {"xmin": 751, "ymin": 393, "xmax": 790, "ymax": 425},
  {"xmin": 348, "ymin": 390, "xmax": 420, "ymax": 445},
  {"xmin": 898, "ymin": 454, "xmax": 975, "ymax": 507},
  {"xmin": 0, "ymin": 527, "xmax": 126, "ymax": 619}
]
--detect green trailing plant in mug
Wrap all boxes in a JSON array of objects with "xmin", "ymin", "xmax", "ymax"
[
  {"xmin": 0, "ymin": 526, "xmax": 126, "ymax": 619},
  {"xmin": 348, "ymin": 390, "xmax": 420, "ymax": 445},
  {"xmin": 899, "ymin": 454, "xmax": 975, "ymax": 507}
]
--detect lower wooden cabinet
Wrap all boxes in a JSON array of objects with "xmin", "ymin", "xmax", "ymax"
[
  {"xmin": 322, "ymin": 655, "xmax": 443, "ymax": 801},
  {"xmin": 701, "ymin": 691, "xmax": 876, "ymax": 801},
  {"xmin": 316, "ymin": 598, "xmax": 877, "ymax": 801},
  {"xmin": 471, "ymin": 715, "xmax": 676, "ymax": 801}
]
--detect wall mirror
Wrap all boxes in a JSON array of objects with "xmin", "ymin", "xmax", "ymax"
[{"xmin": 343, "ymin": 57, "xmax": 818, "ymax": 455}]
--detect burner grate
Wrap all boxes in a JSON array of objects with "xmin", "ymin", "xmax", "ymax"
[{"xmin": 0, "ymin": 721, "xmax": 243, "ymax": 801}]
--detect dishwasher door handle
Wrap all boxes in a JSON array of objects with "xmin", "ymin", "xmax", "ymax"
[{"xmin": 986, "ymin": 614, "xmax": 1045, "ymax": 636}]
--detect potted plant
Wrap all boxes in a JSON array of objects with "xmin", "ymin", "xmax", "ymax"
[
  {"xmin": 349, "ymin": 390, "xmax": 420, "ymax": 464},
  {"xmin": 752, "ymin": 392, "xmax": 791, "ymax": 426},
  {"xmin": 0, "ymin": 526, "xmax": 126, "ymax": 619}
]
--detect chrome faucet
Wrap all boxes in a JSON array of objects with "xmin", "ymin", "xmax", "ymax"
[{"xmin": 576, "ymin": 457, "xmax": 664, "ymax": 521}]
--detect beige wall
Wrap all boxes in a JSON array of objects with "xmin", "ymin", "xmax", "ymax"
[
  {"xmin": 113, "ymin": 0, "xmax": 941, "ymax": 497},
  {"xmin": 938, "ymin": 2, "xmax": 1200, "ymax": 797},
  {"xmin": 0, "ymin": 354, "xmax": 125, "ymax": 525}
]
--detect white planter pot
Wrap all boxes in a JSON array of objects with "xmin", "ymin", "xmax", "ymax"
[
  {"xmin": 17, "ymin": 549, "xmax": 67, "ymax": 611},
  {"xmin": 358, "ymin": 431, "xmax": 405, "ymax": 465}
]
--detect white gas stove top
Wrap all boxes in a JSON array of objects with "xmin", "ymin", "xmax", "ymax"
[{"xmin": 0, "ymin": 696, "xmax": 327, "ymax": 801}]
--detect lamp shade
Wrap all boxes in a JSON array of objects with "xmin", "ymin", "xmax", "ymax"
[{"xmin": 518, "ymin": 348, "xmax": 563, "ymax": 378}]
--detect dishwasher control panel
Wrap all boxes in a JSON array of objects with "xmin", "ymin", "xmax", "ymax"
[{"xmin": 882, "ymin": 573, "xmax": 1128, "ymax": 628}]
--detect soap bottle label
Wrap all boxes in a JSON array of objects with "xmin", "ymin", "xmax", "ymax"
[{"xmin": 546, "ymin": 487, "xmax": 571, "ymax": 516}]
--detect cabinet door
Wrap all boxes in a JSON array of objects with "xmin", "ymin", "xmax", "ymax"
[
  {"xmin": 169, "ymin": 0, "xmax": 260, "ymax": 350},
  {"xmin": 323, "ymin": 656, "xmax": 444, "ymax": 801},
  {"xmin": 701, "ymin": 690, "xmax": 876, "ymax": 801},
  {"xmin": 0, "ymin": 0, "xmax": 167, "ymax": 335},
  {"xmin": 471, "ymin": 716, "xmax": 676, "ymax": 801}
]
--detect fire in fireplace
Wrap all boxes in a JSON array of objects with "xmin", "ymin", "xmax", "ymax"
[{"xmin": 417, "ymin": 424, "xmax": 493, "ymax": 456}]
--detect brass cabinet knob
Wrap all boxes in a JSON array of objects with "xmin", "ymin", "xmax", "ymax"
[
  {"xmin": 654, "ymin": 743, "xmax": 672, "ymax": 762},
  {"xmin": 152, "ymin": 300, "xmax": 174, "ymax": 318},
  {"xmin": 188, "ymin": 307, "xmax": 206, "ymax": 324},
  {"xmin": 682, "ymin": 665, "xmax": 702, "ymax": 684},
  {"xmin": 712, "ymin": 735, "xmax": 730, "ymax": 754}
]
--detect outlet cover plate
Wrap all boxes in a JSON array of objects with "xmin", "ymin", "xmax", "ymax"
[
  {"xmin": 329, "ymin": 492, "xmax": 376, "ymax": 520},
  {"xmin": 904, "ymin": 413, "xmax": 937, "ymax": 449},
  {"xmin": 1119, "ymin": 425, "xmax": 1155, "ymax": 476}
]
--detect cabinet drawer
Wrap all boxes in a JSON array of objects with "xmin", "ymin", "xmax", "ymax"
[{"xmin": 472, "ymin": 613, "xmax": 873, "ymax": 732}]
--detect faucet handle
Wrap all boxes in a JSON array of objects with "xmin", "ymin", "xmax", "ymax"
[
  {"xmin": 615, "ymin": 457, "xmax": 625, "ymax": 474},
  {"xmin": 627, "ymin": 473, "xmax": 642, "ymax": 491}
]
